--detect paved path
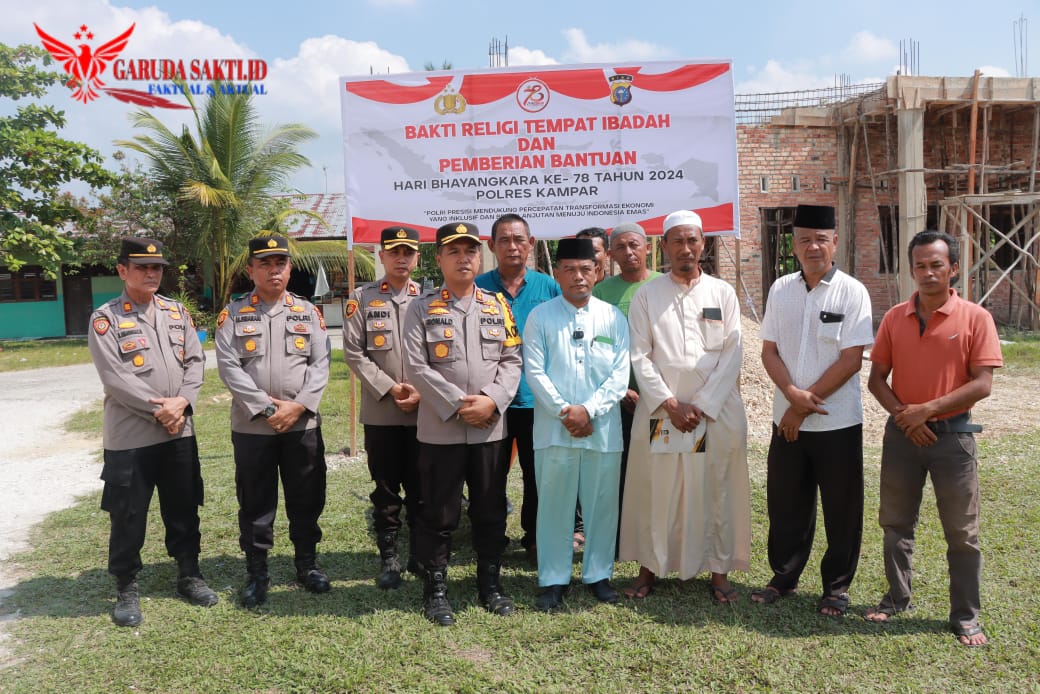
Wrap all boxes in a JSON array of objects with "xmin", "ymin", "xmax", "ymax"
[{"xmin": 0, "ymin": 363, "xmax": 105, "ymax": 575}]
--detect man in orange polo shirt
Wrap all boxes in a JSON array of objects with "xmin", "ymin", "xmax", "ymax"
[{"xmin": 864, "ymin": 230, "xmax": 1002, "ymax": 647}]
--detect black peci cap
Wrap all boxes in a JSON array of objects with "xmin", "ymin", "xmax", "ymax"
[
  {"xmin": 793, "ymin": 205, "xmax": 836, "ymax": 230},
  {"xmin": 555, "ymin": 237, "xmax": 597, "ymax": 262}
]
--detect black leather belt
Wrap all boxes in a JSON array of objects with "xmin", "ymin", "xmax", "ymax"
[{"xmin": 926, "ymin": 412, "xmax": 983, "ymax": 434}]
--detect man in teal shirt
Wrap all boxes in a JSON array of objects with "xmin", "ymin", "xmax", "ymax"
[
  {"xmin": 524, "ymin": 238, "xmax": 630, "ymax": 610},
  {"xmin": 476, "ymin": 213, "xmax": 560, "ymax": 560}
]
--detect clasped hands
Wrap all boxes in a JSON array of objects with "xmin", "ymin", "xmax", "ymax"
[
  {"xmin": 892, "ymin": 402, "xmax": 938, "ymax": 447},
  {"xmin": 663, "ymin": 397, "xmax": 706, "ymax": 434},
  {"xmin": 776, "ymin": 387, "xmax": 828, "ymax": 442},
  {"xmin": 559, "ymin": 404, "xmax": 593, "ymax": 438},
  {"xmin": 457, "ymin": 394, "xmax": 499, "ymax": 429},
  {"xmin": 389, "ymin": 382, "xmax": 420, "ymax": 413},
  {"xmin": 150, "ymin": 396, "xmax": 189, "ymax": 435}
]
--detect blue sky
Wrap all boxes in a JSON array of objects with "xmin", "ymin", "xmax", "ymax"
[{"xmin": 2, "ymin": 0, "xmax": 1035, "ymax": 196}]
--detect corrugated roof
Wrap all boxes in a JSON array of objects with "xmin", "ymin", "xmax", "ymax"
[{"xmin": 274, "ymin": 193, "xmax": 348, "ymax": 239}]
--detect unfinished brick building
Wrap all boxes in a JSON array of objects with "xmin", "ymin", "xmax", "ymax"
[{"xmin": 715, "ymin": 74, "xmax": 1040, "ymax": 328}]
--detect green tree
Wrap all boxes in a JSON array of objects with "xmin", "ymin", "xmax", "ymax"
[
  {"xmin": 0, "ymin": 43, "xmax": 114, "ymax": 277},
  {"xmin": 75, "ymin": 157, "xmax": 177, "ymax": 270},
  {"xmin": 116, "ymin": 80, "xmax": 318, "ymax": 307}
]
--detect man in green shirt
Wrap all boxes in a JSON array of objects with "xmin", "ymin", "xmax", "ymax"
[{"xmin": 592, "ymin": 222, "xmax": 660, "ymax": 542}]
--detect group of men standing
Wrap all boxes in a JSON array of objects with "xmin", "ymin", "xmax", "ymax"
[
  {"xmin": 89, "ymin": 235, "xmax": 333, "ymax": 626},
  {"xmin": 90, "ymin": 202, "xmax": 1000, "ymax": 646}
]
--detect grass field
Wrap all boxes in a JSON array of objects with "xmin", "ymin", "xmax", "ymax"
[
  {"xmin": 0, "ymin": 339, "xmax": 92, "ymax": 372},
  {"xmin": 1, "ymin": 355, "xmax": 1039, "ymax": 692}
]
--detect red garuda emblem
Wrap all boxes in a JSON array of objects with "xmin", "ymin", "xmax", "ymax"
[
  {"xmin": 34, "ymin": 23, "xmax": 134, "ymax": 103},
  {"xmin": 34, "ymin": 22, "xmax": 188, "ymax": 109}
]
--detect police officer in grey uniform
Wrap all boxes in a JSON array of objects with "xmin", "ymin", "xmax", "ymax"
[
  {"xmin": 343, "ymin": 226, "xmax": 423, "ymax": 590},
  {"xmin": 402, "ymin": 222, "xmax": 523, "ymax": 626},
  {"xmin": 215, "ymin": 235, "xmax": 332, "ymax": 608},
  {"xmin": 87, "ymin": 237, "xmax": 218, "ymax": 627}
]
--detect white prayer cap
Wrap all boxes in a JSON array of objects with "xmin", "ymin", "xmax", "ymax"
[{"xmin": 662, "ymin": 210, "xmax": 703, "ymax": 233}]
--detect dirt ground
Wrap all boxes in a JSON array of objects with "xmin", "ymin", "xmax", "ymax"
[{"xmin": 739, "ymin": 315, "xmax": 1040, "ymax": 444}]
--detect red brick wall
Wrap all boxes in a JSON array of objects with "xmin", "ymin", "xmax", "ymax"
[{"xmin": 729, "ymin": 109, "xmax": 1038, "ymax": 326}]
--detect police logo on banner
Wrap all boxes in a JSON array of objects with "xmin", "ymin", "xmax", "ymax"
[{"xmin": 609, "ymin": 74, "xmax": 633, "ymax": 107}]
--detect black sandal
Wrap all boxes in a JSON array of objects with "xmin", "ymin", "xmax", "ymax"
[
  {"xmin": 818, "ymin": 593, "xmax": 849, "ymax": 617},
  {"xmin": 750, "ymin": 585, "xmax": 795, "ymax": 604}
]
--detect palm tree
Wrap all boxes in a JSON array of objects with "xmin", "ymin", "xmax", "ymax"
[{"xmin": 116, "ymin": 80, "xmax": 318, "ymax": 308}]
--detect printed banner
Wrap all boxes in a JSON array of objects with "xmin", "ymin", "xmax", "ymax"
[{"xmin": 339, "ymin": 60, "xmax": 739, "ymax": 244}]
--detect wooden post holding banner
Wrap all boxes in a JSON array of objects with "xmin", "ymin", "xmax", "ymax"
[{"xmin": 348, "ymin": 247, "xmax": 357, "ymax": 457}]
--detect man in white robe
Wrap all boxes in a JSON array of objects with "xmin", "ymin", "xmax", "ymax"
[{"xmin": 619, "ymin": 210, "xmax": 750, "ymax": 602}]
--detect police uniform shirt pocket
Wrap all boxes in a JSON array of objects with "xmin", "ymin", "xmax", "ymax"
[
  {"xmin": 818, "ymin": 311, "xmax": 844, "ymax": 343},
  {"xmin": 285, "ymin": 321, "xmax": 312, "ymax": 356},
  {"xmin": 234, "ymin": 319, "xmax": 266, "ymax": 358},
  {"xmin": 366, "ymin": 317, "xmax": 392, "ymax": 351},
  {"xmin": 118, "ymin": 336, "xmax": 153, "ymax": 373},
  {"xmin": 425, "ymin": 324, "xmax": 456, "ymax": 363},
  {"xmin": 168, "ymin": 330, "xmax": 187, "ymax": 362},
  {"xmin": 480, "ymin": 324, "xmax": 505, "ymax": 359}
]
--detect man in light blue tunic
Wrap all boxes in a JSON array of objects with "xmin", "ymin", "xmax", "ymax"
[{"xmin": 523, "ymin": 237, "xmax": 630, "ymax": 611}]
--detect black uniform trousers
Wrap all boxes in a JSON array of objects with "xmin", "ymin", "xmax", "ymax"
[
  {"xmin": 765, "ymin": 423, "xmax": 864, "ymax": 597},
  {"xmin": 364, "ymin": 424, "xmax": 420, "ymax": 534},
  {"xmin": 501, "ymin": 407, "xmax": 536, "ymax": 550},
  {"xmin": 232, "ymin": 428, "xmax": 327, "ymax": 555},
  {"xmin": 101, "ymin": 437, "xmax": 204, "ymax": 579},
  {"xmin": 416, "ymin": 440, "xmax": 509, "ymax": 571}
]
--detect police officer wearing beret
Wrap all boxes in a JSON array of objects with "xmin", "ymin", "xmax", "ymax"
[
  {"xmin": 342, "ymin": 226, "xmax": 423, "ymax": 590},
  {"xmin": 402, "ymin": 222, "xmax": 523, "ymax": 626},
  {"xmin": 87, "ymin": 237, "xmax": 218, "ymax": 627},
  {"xmin": 215, "ymin": 235, "xmax": 332, "ymax": 608}
]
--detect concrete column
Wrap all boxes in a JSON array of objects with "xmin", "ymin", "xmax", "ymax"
[
  {"xmin": 836, "ymin": 125, "xmax": 854, "ymax": 273},
  {"xmin": 896, "ymin": 108, "xmax": 926, "ymax": 299}
]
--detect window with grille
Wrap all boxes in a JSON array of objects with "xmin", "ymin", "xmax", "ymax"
[{"xmin": 0, "ymin": 266, "xmax": 58, "ymax": 302}]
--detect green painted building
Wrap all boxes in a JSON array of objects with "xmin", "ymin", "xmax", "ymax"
[{"xmin": 0, "ymin": 265, "xmax": 122, "ymax": 339}]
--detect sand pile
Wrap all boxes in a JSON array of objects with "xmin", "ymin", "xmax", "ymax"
[{"xmin": 739, "ymin": 315, "xmax": 889, "ymax": 444}]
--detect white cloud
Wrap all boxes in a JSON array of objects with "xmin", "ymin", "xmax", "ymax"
[
  {"xmin": 561, "ymin": 28, "xmax": 671, "ymax": 63},
  {"xmin": 844, "ymin": 31, "xmax": 896, "ymax": 64},
  {"xmin": 736, "ymin": 59, "xmax": 834, "ymax": 94},
  {"xmin": 977, "ymin": 64, "xmax": 1011, "ymax": 77},
  {"xmin": 506, "ymin": 45, "xmax": 559, "ymax": 67},
  {"xmin": 265, "ymin": 35, "xmax": 410, "ymax": 129}
]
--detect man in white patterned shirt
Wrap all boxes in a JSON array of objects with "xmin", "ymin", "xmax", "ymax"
[{"xmin": 752, "ymin": 204, "xmax": 874, "ymax": 617}]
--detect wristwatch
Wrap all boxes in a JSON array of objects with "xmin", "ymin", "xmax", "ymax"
[{"xmin": 261, "ymin": 404, "xmax": 277, "ymax": 418}]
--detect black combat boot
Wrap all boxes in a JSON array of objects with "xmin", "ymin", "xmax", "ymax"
[
  {"xmin": 376, "ymin": 532, "xmax": 403, "ymax": 590},
  {"xmin": 176, "ymin": 556, "xmax": 219, "ymax": 607},
  {"xmin": 476, "ymin": 560, "xmax": 514, "ymax": 617},
  {"xmin": 294, "ymin": 551, "xmax": 331, "ymax": 594},
  {"xmin": 112, "ymin": 575, "xmax": 142, "ymax": 627},
  {"xmin": 241, "ymin": 551, "xmax": 270, "ymax": 608},
  {"xmin": 422, "ymin": 568, "xmax": 454, "ymax": 626}
]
